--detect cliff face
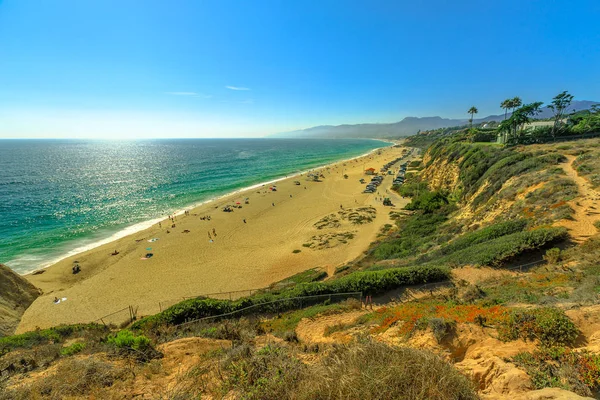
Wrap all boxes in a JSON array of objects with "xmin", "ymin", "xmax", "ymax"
[
  {"xmin": 421, "ymin": 151, "xmax": 461, "ymax": 194},
  {"xmin": 418, "ymin": 140, "xmax": 576, "ymax": 228},
  {"xmin": 0, "ymin": 264, "xmax": 40, "ymax": 336}
]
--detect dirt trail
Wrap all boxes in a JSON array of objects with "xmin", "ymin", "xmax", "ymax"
[
  {"xmin": 558, "ymin": 156, "xmax": 600, "ymax": 242},
  {"xmin": 296, "ymin": 310, "xmax": 366, "ymax": 344}
]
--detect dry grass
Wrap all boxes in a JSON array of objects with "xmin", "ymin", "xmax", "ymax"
[
  {"xmin": 157, "ymin": 339, "xmax": 477, "ymax": 400},
  {"xmin": 300, "ymin": 340, "xmax": 477, "ymax": 400},
  {"xmin": 0, "ymin": 357, "xmax": 128, "ymax": 400}
]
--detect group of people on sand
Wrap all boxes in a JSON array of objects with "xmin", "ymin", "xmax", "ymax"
[{"xmin": 208, "ymin": 227, "xmax": 218, "ymax": 242}]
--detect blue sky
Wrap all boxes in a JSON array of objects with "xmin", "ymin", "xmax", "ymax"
[{"xmin": 0, "ymin": 0, "xmax": 599, "ymax": 138}]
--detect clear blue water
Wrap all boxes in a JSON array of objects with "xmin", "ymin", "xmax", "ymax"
[{"xmin": 0, "ymin": 138, "xmax": 385, "ymax": 274}]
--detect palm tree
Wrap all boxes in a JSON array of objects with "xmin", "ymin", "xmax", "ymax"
[
  {"xmin": 468, "ymin": 106, "xmax": 478, "ymax": 128},
  {"xmin": 511, "ymin": 97, "xmax": 522, "ymax": 114},
  {"xmin": 501, "ymin": 99, "xmax": 512, "ymax": 120}
]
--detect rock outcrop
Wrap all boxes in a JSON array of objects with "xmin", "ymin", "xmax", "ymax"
[{"xmin": 0, "ymin": 264, "xmax": 40, "ymax": 336}]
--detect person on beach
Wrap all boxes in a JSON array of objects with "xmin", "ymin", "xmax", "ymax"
[
  {"xmin": 243, "ymin": 219, "xmax": 246, "ymax": 223},
  {"xmin": 208, "ymin": 231, "xmax": 212, "ymax": 239},
  {"xmin": 272, "ymin": 202, "xmax": 275, "ymax": 206},
  {"xmin": 212, "ymin": 228, "xmax": 217, "ymax": 237},
  {"xmin": 159, "ymin": 222, "xmax": 162, "ymax": 228}
]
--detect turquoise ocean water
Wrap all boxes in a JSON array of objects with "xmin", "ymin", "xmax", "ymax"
[{"xmin": 0, "ymin": 138, "xmax": 386, "ymax": 274}]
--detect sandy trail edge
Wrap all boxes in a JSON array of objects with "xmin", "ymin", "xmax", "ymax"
[
  {"xmin": 557, "ymin": 155, "xmax": 600, "ymax": 241},
  {"xmin": 17, "ymin": 144, "xmax": 413, "ymax": 333}
]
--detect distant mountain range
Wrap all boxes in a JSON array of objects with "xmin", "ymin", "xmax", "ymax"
[{"xmin": 272, "ymin": 100, "xmax": 599, "ymax": 139}]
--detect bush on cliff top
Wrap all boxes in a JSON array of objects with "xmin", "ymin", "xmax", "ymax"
[
  {"xmin": 500, "ymin": 308, "xmax": 579, "ymax": 347},
  {"xmin": 437, "ymin": 226, "xmax": 567, "ymax": 267},
  {"xmin": 132, "ymin": 265, "xmax": 450, "ymax": 329},
  {"xmin": 439, "ymin": 219, "xmax": 528, "ymax": 255}
]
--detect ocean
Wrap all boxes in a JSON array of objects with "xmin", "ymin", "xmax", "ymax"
[{"xmin": 0, "ymin": 138, "xmax": 386, "ymax": 274}]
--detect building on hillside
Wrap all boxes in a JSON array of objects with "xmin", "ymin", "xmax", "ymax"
[
  {"xmin": 496, "ymin": 119, "xmax": 566, "ymax": 144},
  {"xmin": 524, "ymin": 120, "xmax": 555, "ymax": 130}
]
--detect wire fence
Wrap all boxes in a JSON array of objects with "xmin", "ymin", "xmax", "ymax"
[
  {"xmin": 93, "ymin": 305, "xmax": 137, "ymax": 327},
  {"xmin": 156, "ymin": 287, "xmax": 267, "ymax": 313},
  {"xmin": 176, "ymin": 292, "xmax": 363, "ymax": 329},
  {"xmin": 92, "ymin": 259, "xmax": 547, "ymax": 328},
  {"xmin": 173, "ymin": 260, "xmax": 548, "ymax": 332},
  {"xmin": 93, "ymin": 287, "xmax": 270, "ymax": 327}
]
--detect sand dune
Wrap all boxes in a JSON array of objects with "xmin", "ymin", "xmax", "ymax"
[{"xmin": 18, "ymin": 144, "xmax": 412, "ymax": 333}]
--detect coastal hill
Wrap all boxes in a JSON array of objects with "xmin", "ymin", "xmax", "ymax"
[
  {"xmin": 272, "ymin": 100, "xmax": 599, "ymax": 139},
  {"xmin": 0, "ymin": 264, "xmax": 39, "ymax": 336}
]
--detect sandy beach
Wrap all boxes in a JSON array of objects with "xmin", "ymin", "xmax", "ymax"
[{"xmin": 17, "ymin": 143, "xmax": 414, "ymax": 333}]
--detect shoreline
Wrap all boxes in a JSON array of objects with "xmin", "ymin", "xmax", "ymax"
[
  {"xmin": 16, "ymin": 139, "xmax": 391, "ymax": 277},
  {"xmin": 18, "ymin": 141, "xmax": 409, "ymax": 332}
]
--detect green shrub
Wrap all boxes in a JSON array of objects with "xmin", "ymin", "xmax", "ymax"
[
  {"xmin": 394, "ymin": 180, "xmax": 428, "ymax": 198},
  {"xmin": 439, "ymin": 219, "xmax": 528, "ymax": 255},
  {"xmin": 133, "ymin": 265, "xmax": 450, "ymax": 329},
  {"xmin": 60, "ymin": 342, "xmax": 86, "ymax": 356},
  {"xmin": 499, "ymin": 308, "xmax": 579, "ymax": 346},
  {"xmin": 437, "ymin": 227, "xmax": 568, "ymax": 267},
  {"xmin": 543, "ymin": 248, "xmax": 562, "ymax": 264},
  {"xmin": 0, "ymin": 324, "xmax": 107, "ymax": 355},
  {"xmin": 405, "ymin": 190, "xmax": 449, "ymax": 213},
  {"xmin": 470, "ymin": 131, "xmax": 497, "ymax": 143},
  {"xmin": 513, "ymin": 347, "xmax": 600, "ymax": 397},
  {"xmin": 106, "ymin": 329, "xmax": 152, "ymax": 353},
  {"xmin": 374, "ymin": 210, "xmax": 449, "ymax": 260}
]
